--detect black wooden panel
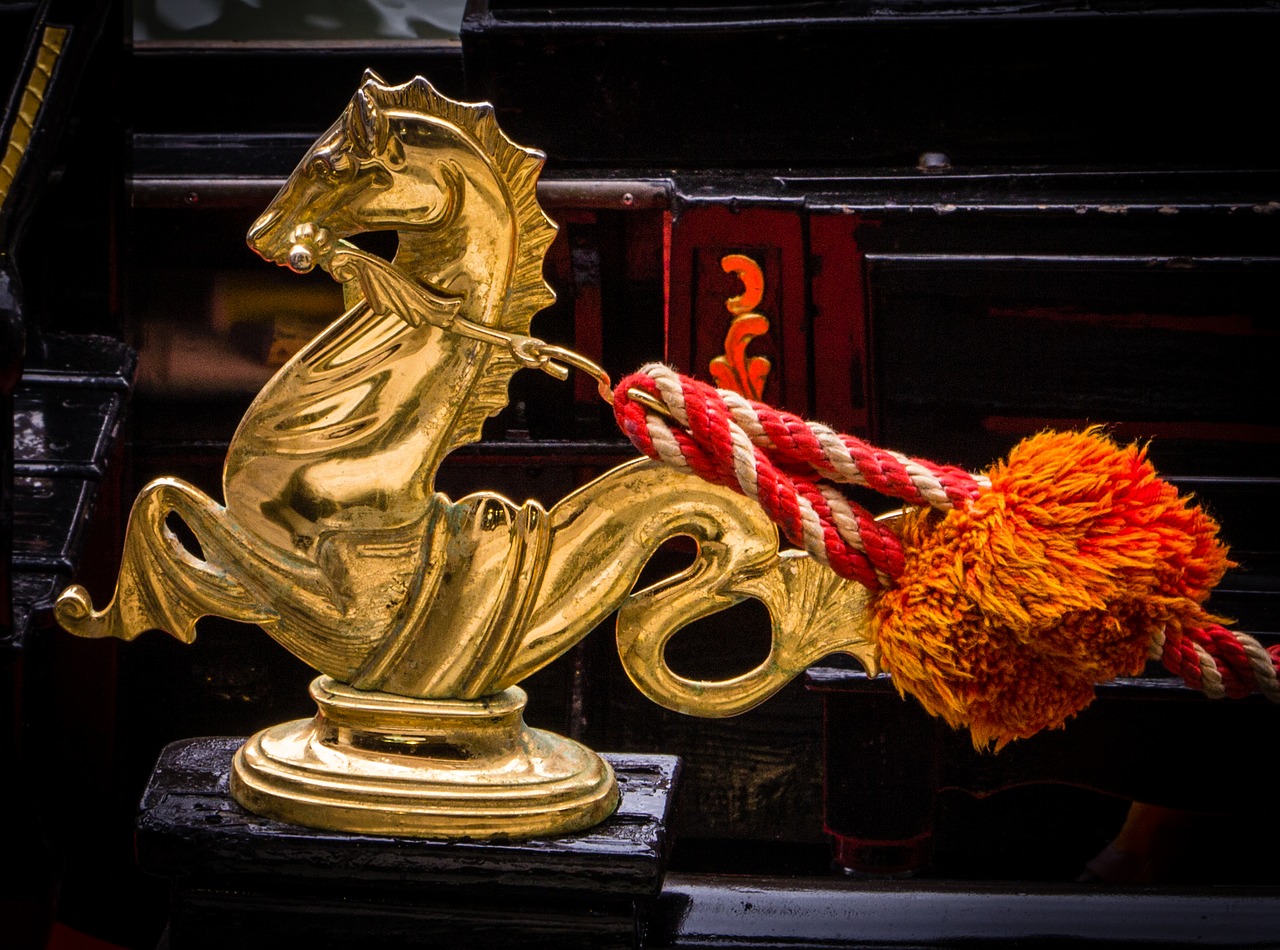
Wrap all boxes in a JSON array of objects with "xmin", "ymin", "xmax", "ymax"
[
  {"xmin": 12, "ymin": 387, "xmax": 123, "ymax": 477},
  {"xmin": 129, "ymin": 47, "xmax": 465, "ymax": 138},
  {"xmin": 464, "ymin": 4, "xmax": 1279, "ymax": 169},
  {"xmin": 865, "ymin": 254, "xmax": 1279, "ymax": 634},
  {"xmin": 810, "ymin": 666, "xmax": 1280, "ymax": 882},
  {"xmin": 651, "ymin": 872, "xmax": 1280, "ymax": 949},
  {"xmin": 136, "ymin": 738, "xmax": 679, "ymax": 949},
  {"xmin": 868, "ymin": 256, "xmax": 1278, "ymax": 475}
]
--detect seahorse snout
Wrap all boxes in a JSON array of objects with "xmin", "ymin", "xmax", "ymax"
[{"xmin": 246, "ymin": 209, "xmax": 281, "ymax": 258}]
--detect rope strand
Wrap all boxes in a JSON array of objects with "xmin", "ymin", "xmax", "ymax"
[{"xmin": 1160, "ymin": 624, "xmax": 1280, "ymax": 701}]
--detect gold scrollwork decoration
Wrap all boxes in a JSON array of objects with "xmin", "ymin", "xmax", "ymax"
[{"xmin": 0, "ymin": 27, "xmax": 69, "ymax": 207}]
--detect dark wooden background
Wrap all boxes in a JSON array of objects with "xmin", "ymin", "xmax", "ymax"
[{"xmin": 6, "ymin": 2, "xmax": 1279, "ymax": 947}]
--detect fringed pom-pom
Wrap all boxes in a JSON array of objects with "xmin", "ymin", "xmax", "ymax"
[{"xmin": 871, "ymin": 428, "xmax": 1232, "ymax": 750}]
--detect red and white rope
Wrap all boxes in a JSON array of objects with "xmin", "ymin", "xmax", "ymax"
[
  {"xmin": 615, "ymin": 364, "xmax": 919, "ymax": 588},
  {"xmin": 612, "ymin": 363, "xmax": 1280, "ymax": 704},
  {"xmin": 635, "ymin": 364, "xmax": 988, "ymax": 512},
  {"xmin": 1153, "ymin": 623, "xmax": 1280, "ymax": 702}
]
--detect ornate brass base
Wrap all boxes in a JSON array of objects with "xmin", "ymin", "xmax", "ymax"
[{"xmin": 230, "ymin": 676, "xmax": 618, "ymax": 839}]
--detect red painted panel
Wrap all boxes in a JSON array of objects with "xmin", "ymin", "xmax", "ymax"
[
  {"xmin": 667, "ymin": 205, "xmax": 807, "ymax": 415},
  {"xmin": 809, "ymin": 213, "xmax": 869, "ymax": 435},
  {"xmin": 551, "ymin": 210, "xmax": 604, "ymax": 409}
]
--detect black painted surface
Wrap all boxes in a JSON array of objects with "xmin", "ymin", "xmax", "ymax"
[
  {"xmin": 462, "ymin": 3, "xmax": 1280, "ymax": 170},
  {"xmin": 130, "ymin": 47, "xmax": 465, "ymax": 140},
  {"xmin": 168, "ymin": 888, "xmax": 639, "ymax": 950},
  {"xmin": 650, "ymin": 872, "xmax": 1280, "ymax": 949},
  {"xmin": 809, "ymin": 666, "xmax": 1280, "ymax": 879},
  {"xmin": 8, "ymin": 335, "xmax": 133, "ymax": 578},
  {"xmin": 137, "ymin": 737, "xmax": 679, "ymax": 948},
  {"xmin": 3, "ymin": 8, "xmax": 135, "ymax": 926},
  {"xmin": 5, "ymin": 332, "xmax": 135, "ymax": 947},
  {"xmin": 2, "ymin": 263, "xmax": 20, "ymax": 648}
]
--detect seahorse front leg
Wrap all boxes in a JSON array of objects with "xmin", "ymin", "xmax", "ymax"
[{"xmin": 56, "ymin": 477, "xmax": 278, "ymax": 642}]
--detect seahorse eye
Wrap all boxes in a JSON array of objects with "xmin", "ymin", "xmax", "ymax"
[{"xmin": 308, "ymin": 150, "xmax": 364, "ymax": 185}]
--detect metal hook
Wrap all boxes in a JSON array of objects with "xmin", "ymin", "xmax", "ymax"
[
  {"xmin": 536, "ymin": 345, "xmax": 612, "ymax": 403},
  {"xmin": 535, "ymin": 344, "xmax": 676, "ymax": 421}
]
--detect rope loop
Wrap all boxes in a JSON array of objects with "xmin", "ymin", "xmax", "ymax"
[{"xmin": 613, "ymin": 364, "xmax": 987, "ymax": 589}]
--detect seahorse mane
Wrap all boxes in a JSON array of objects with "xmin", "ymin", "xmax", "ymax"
[{"xmin": 366, "ymin": 76, "xmax": 558, "ymax": 454}]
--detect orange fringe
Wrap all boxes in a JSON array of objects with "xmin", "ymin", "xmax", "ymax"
[{"xmin": 871, "ymin": 429, "xmax": 1231, "ymax": 750}]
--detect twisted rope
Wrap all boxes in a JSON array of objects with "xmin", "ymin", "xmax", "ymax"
[
  {"xmin": 612, "ymin": 363, "xmax": 1280, "ymax": 704},
  {"xmin": 615, "ymin": 364, "xmax": 947, "ymax": 588},
  {"xmin": 1153, "ymin": 624, "xmax": 1280, "ymax": 702}
]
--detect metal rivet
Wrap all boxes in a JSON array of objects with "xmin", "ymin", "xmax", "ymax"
[{"xmin": 917, "ymin": 151, "xmax": 951, "ymax": 173}]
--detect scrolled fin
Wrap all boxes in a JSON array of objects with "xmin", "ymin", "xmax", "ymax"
[{"xmin": 55, "ymin": 477, "xmax": 278, "ymax": 644}]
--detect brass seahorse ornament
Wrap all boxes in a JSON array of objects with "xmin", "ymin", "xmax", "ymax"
[{"xmin": 55, "ymin": 73, "xmax": 878, "ymax": 839}]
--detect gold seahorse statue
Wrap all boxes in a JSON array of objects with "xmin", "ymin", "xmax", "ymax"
[{"xmin": 56, "ymin": 73, "xmax": 877, "ymax": 839}]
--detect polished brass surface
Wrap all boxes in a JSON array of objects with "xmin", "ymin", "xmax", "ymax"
[
  {"xmin": 232, "ymin": 677, "xmax": 618, "ymax": 838},
  {"xmin": 56, "ymin": 73, "xmax": 878, "ymax": 838}
]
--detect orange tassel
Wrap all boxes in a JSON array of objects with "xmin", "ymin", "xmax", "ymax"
[{"xmin": 871, "ymin": 429, "xmax": 1232, "ymax": 750}]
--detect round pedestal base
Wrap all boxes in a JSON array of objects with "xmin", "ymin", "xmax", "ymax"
[{"xmin": 231, "ymin": 676, "xmax": 618, "ymax": 839}]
